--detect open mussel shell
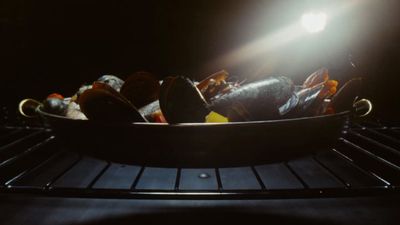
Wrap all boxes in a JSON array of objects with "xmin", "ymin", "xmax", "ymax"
[
  {"xmin": 210, "ymin": 76, "xmax": 295, "ymax": 122},
  {"xmin": 79, "ymin": 85, "xmax": 146, "ymax": 123},
  {"xmin": 120, "ymin": 71, "xmax": 160, "ymax": 109},
  {"xmin": 159, "ymin": 76, "xmax": 210, "ymax": 123}
]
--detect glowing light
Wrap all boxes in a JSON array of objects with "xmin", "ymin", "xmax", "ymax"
[
  {"xmin": 202, "ymin": 0, "xmax": 362, "ymax": 77},
  {"xmin": 301, "ymin": 12, "xmax": 327, "ymax": 33}
]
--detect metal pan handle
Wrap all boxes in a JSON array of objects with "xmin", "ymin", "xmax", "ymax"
[
  {"xmin": 18, "ymin": 98, "xmax": 42, "ymax": 118},
  {"xmin": 352, "ymin": 98, "xmax": 372, "ymax": 117}
]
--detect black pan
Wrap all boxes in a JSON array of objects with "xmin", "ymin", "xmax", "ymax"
[{"xmin": 35, "ymin": 106, "xmax": 352, "ymax": 168}]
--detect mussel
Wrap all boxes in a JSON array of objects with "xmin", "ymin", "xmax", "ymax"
[
  {"xmin": 42, "ymin": 98, "xmax": 68, "ymax": 116},
  {"xmin": 156, "ymin": 68, "xmax": 346, "ymax": 123},
  {"xmin": 120, "ymin": 71, "xmax": 160, "ymax": 109},
  {"xmin": 159, "ymin": 76, "xmax": 210, "ymax": 123},
  {"xmin": 78, "ymin": 82, "xmax": 146, "ymax": 123},
  {"xmin": 77, "ymin": 73, "xmax": 162, "ymax": 123},
  {"xmin": 210, "ymin": 76, "xmax": 295, "ymax": 121},
  {"xmin": 37, "ymin": 68, "xmax": 364, "ymax": 124}
]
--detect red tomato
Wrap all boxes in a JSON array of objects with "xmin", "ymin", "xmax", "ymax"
[{"xmin": 47, "ymin": 93, "xmax": 64, "ymax": 100}]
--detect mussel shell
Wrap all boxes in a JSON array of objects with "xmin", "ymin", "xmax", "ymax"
[
  {"xmin": 120, "ymin": 72, "xmax": 160, "ymax": 109},
  {"xmin": 282, "ymin": 84, "xmax": 325, "ymax": 118},
  {"xmin": 159, "ymin": 76, "xmax": 210, "ymax": 123},
  {"xmin": 75, "ymin": 84, "xmax": 92, "ymax": 102},
  {"xmin": 210, "ymin": 76, "xmax": 294, "ymax": 121},
  {"xmin": 42, "ymin": 98, "xmax": 68, "ymax": 116},
  {"xmin": 79, "ymin": 87, "xmax": 146, "ymax": 123},
  {"xmin": 91, "ymin": 81, "xmax": 131, "ymax": 104}
]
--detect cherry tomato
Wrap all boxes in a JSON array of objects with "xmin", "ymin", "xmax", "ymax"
[{"xmin": 47, "ymin": 93, "xmax": 64, "ymax": 100}]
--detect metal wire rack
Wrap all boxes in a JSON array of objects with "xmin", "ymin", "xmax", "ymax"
[{"xmin": 0, "ymin": 121, "xmax": 399, "ymax": 200}]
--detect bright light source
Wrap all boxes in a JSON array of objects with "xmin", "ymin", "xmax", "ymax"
[{"xmin": 301, "ymin": 12, "xmax": 327, "ymax": 33}]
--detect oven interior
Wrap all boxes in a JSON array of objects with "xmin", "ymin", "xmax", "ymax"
[{"xmin": 1, "ymin": 1, "xmax": 400, "ymax": 224}]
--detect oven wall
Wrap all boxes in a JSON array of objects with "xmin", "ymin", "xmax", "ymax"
[{"xmin": 1, "ymin": 0, "xmax": 399, "ymax": 122}]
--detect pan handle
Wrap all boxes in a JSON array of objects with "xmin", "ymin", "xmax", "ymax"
[
  {"xmin": 352, "ymin": 98, "xmax": 372, "ymax": 117},
  {"xmin": 18, "ymin": 98, "xmax": 42, "ymax": 118}
]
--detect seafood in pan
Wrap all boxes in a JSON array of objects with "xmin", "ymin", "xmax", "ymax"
[
  {"xmin": 156, "ymin": 68, "xmax": 359, "ymax": 123},
  {"xmin": 20, "ymin": 68, "xmax": 366, "ymax": 123}
]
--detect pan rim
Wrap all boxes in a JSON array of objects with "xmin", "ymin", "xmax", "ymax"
[{"xmin": 37, "ymin": 106, "xmax": 350, "ymax": 127}]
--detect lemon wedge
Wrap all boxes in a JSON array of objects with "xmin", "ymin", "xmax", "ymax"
[{"xmin": 205, "ymin": 111, "xmax": 229, "ymax": 123}]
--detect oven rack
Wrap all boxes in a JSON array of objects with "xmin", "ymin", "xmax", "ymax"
[{"xmin": 0, "ymin": 122, "xmax": 399, "ymax": 199}]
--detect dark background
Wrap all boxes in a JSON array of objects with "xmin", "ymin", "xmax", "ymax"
[{"xmin": 1, "ymin": 0, "xmax": 399, "ymax": 122}]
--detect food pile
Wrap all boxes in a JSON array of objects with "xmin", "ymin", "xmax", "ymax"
[{"xmin": 38, "ymin": 68, "xmax": 362, "ymax": 124}]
